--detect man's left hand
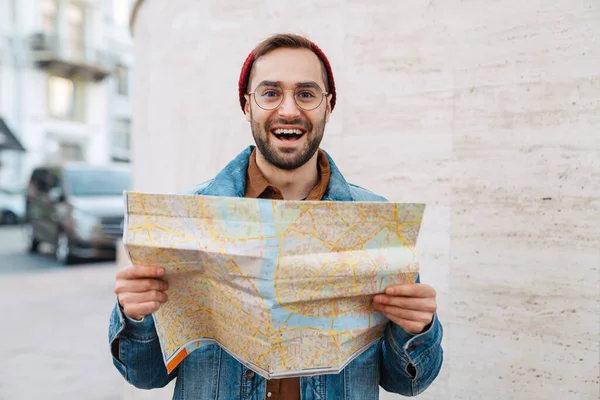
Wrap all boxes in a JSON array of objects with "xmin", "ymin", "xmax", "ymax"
[{"xmin": 372, "ymin": 283, "xmax": 437, "ymax": 334}]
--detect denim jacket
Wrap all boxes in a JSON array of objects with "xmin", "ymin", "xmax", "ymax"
[{"xmin": 108, "ymin": 146, "xmax": 443, "ymax": 399}]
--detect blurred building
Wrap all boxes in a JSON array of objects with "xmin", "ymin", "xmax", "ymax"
[{"xmin": 0, "ymin": 0, "xmax": 134, "ymax": 191}]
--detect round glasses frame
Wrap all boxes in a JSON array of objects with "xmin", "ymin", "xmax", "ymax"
[{"xmin": 248, "ymin": 85, "xmax": 329, "ymax": 111}]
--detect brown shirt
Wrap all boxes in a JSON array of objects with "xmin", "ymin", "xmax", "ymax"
[
  {"xmin": 244, "ymin": 148, "xmax": 330, "ymax": 400},
  {"xmin": 245, "ymin": 148, "xmax": 330, "ymax": 201}
]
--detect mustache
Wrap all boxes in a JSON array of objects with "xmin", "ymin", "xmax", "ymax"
[{"xmin": 265, "ymin": 118, "xmax": 312, "ymax": 131}]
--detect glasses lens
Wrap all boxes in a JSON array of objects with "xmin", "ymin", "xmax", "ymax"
[
  {"xmin": 254, "ymin": 85, "xmax": 283, "ymax": 110},
  {"xmin": 252, "ymin": 84, "xmax": 324, "ymax": 111},
  {"xmin": 294, "ymin": 87, "xmax": 322, "ymax": 110}
]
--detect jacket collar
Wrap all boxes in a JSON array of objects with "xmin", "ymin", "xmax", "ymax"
[{"xmin": 206, "ymin": 145, "xmax": 354, "ymax": 201}]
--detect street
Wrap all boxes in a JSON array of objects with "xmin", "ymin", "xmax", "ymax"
[{"xmin": 0, "ymin": 226, "xmax": 123, "ymax": 400}]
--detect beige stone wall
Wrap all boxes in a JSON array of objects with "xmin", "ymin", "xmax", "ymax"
[{"xmin": 125, "ymin": 1, "xmax": 599, "ymax": 399}]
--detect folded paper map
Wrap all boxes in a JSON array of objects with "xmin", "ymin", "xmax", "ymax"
[{"xmin": 122, "ymin": 192, "xmax": 426, "ymax": 379}]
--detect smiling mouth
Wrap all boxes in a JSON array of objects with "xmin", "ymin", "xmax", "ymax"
[{"xmin": 272, "ymin": 128, "xmax": 305, "ymax": 142}]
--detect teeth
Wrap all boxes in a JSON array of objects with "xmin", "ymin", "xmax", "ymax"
[{"xmin": 274, "ymin": 129, "xmax": 303, "ymax": 135}]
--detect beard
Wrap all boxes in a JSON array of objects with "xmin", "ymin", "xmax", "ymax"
[{"xmin": 250, "ymin": 109, "xmax": 326, "ymax": 171}]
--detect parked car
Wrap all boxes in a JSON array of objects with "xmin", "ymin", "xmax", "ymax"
[
  {"xmin": 0, "ymin": 187, "xmax": 25, "ymax": 225},
  {"xmin": 24, "ymin": 162, "xmax": 130, "ymax": 264}
]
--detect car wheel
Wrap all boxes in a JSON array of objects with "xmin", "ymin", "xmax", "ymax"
[
  {"xmin": 24, "ymin": 224, "xmax": 40, "ymax": 253},
  {"xmin": 2, "ymin": 211, "xmax": 18, "ymax": 225},
  {"xmin": 56, "ymin": 232, "xmax": 75, "ymax": 265}
]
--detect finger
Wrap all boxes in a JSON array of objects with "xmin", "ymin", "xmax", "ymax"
[
  {"xmin": 123, "ymin": 301, "xmax": 161, "ymax": 320},
  {"xmin": 116, "ymin": 265, "xmax": 165, "ymax": 280},
  {"xmin": 382, "ymin": 314, "xmax": 427, "ymax": 334},
  {"xmin": 373, "ymin": 295, "xmax": 437, "ymax": 313},
  {"xmin": 373, "ymin": 303, "xmax": 433, "ymax": 324},
  {"xmin": 118, "ymin": 290, "xmax": 168, "ymax": 307},
  {"xmin": 384, "ymin": 283, "xmax": 436, "ymax": 298},
  {"xmin": 115, "ymin": 278, "xmax": 168, "ymax": 294}
]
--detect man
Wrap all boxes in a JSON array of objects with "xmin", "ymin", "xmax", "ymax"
[{"xmin": 109, "ymin": 33, "xmax": 443, "ymax": 400}]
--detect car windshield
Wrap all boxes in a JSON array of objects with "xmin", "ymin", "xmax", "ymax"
[
  {"xmin": 0, "ymin": 187, "xmax": 25, "ymax": 195},
  {"xmin": 66, "ymin": 168, "xmax": 130, "ymax": 196}
]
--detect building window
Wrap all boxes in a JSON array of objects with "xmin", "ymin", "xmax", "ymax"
[
  {"xmin": 112, "ymin": 118, "xmax": 131, "ymax": 162},
  {"xmin": 41, "ymin": 0, "xmax": 57, "ymax": 34},
  {"xmin": 113, "ymin": 0, "xmax": 131, "ymax": 27},
  {"xmin": 47, "ymin": 75, "xmax": 84, "ymax": 120},
  {"xmin": 58, "ymin": 141, "xmax": 84, "ymax": 162},
  {"xmin": 67, "ymin": 1, "xmax": 85, "ymax": 58},
  {"xmin": 9, "ymin": 0, "xmax": 18, "ymax": 28},
  {"xmin": 115, "ymin": 64, "xmax": 129, "ymax": 96}
]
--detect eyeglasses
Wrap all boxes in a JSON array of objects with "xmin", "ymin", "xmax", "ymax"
[{"xmin": 248, "ymin": 82, "xmax": 328, "ymax": 111}]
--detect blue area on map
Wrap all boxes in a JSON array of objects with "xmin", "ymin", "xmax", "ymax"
[
  {"xmin": 255, "ymin": 200, "xmax": 280, "ymax": 317},
  {"xmin": 218, "ymin": 201, "xmax": 245, "ymax": 230},
  {"xmin": 168, "ymin": 197, "xmax": 201, "ymax": 241},
  {"xmin": 256, "ymin": 200, "xmax": 378, "ymax": 334}
]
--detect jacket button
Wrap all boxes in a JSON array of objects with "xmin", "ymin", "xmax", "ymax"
[{"xmin": 245, "ymin": 370, "xmax": 255, "ymax": 379}]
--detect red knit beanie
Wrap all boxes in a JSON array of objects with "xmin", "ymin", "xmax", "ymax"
[{"xmin": 238, "ymin": 41, "xmax": 336, "ymax": 112}]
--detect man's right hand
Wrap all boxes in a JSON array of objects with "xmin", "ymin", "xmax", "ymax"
[{"xmin": 115, "ymin": 265, "xmax": 169, "ymax": 320}]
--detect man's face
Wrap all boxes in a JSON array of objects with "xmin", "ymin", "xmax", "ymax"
[{"xmin": 244, "ymin": 48, "xmax": 332, "ymax": 171}]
